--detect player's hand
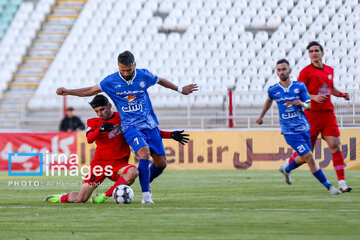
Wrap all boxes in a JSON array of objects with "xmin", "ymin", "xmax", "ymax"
[
  {"xmin": 292, "ymin": 99, "xmax": 302, "ymax": 106},
  {"xmin": 171, "ymin": 130, "xmax": 189, "ymax": 145},
  {"xmin": 313, "ymin": 94, "xmax": 327, "ymax": 103},
  {"xmin": 256, "ymin": 118, "xmax": 263, "ymax": 125},
  {"xmin": 99, "ymin": 122, "xmax": 114, "ymax": 132},
  {"xmin": 181, "ymin": 84, "xmax": 198, "ymax": 95},
  {"xmin": 344, "ymin": 93, "xmax": 350, "ymax": 101},
  {"xmin": 56, "ymin": 87, "xmax": 69, "ymax": 95}
]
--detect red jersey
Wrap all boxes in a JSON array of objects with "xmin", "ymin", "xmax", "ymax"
[
  {"xmin": 298, "ymin": 64, "xmax": 334, "ymax": 112},
  {"xmin": 86, "ymin": 112, "xmax": 130, "ymax": 161}
]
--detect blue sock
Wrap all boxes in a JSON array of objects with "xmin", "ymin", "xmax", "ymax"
[
  {"xmin": 149, "ymin": 162, "xmax": 164, "ymax": 183},
  {"xmin": 285, "ymin": 160, "xmax": 299, "ymax": 173},
  {"xmin": 313, "ymin": 169, "xmax": 331, "ymax": 190},
  {"xmin": 138, "ymin": 159, "xmax": 150, "ymax": 192}
]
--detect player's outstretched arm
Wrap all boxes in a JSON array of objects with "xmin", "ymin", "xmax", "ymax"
[
  {"xmin": 332, "ymin": 87, "xmax": 350, "ymax": 101},
  {"xmin": 157, "ymin": 77, "xmax": 198, "ymax": 95},
  {"xmin": 256, "ymin": 98, "xmax": 273, "ymax": 125},
  {"xmin": 56, "ymin": 85, "xmax": 101, "ymax": 97},
  {"xmin": 160, "ymin": 130, "xmax": 190, "ymax": 145}
]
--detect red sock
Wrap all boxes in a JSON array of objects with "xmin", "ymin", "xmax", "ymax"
[
  {"xmin": 60, "ymin": 193, "xmax": 69, "ymax": 203},
  {"xmin": 288, "ymin": 152, "xmax": 298, "ymax": 164},
  {"xmin": 105, "ymin": 176, "xmax": 129, "ymax": 197},
  {"xmin": 332, "ymin": 151, "xmax": 345, "ymax": 181}
]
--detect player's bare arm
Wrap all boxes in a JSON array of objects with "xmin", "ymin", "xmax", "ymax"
[
  {"xmin": 256, "ymin": 98, "xmax": 273, "ymax": 125},
  {"xmin": 310, "ymin": 94, "xmax": 327, "ymax": 103},
  {"xmin": 332, "ymin": 87, "xmax": 350, "ymax": 101},
  {"xmin": 157, "ymin": 77, "xmax": 198, "ymax": 95},
  {"xmin": 56, "ymin": 85, "xmax": 101, "ymax": 97}
]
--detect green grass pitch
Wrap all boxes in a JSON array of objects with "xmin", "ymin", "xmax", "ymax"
[{"xmin": 1, "ymin": 170, "xmax": 359, "ymax": 240}]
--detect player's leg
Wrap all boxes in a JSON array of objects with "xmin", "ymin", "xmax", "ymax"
[
  {"xmin": 321, "ymin": 112, "xmax": 351, "ymax": 192},
  {"xmin": 44, "ymin": 184, "xmax": 97, "ymax": 203},
  {"xmin": 323, "ymin": 135, "xmax": 351, "ymax": 192},
  {"xmin": 123, "ymin": 127, "xmax": 153, "ymax": 204},
  {"xmin": 148, "ymin": 127, "xmax": 167, "ymax": 183},
  {"xmin": 150, "ymin": 153, "xmax": 166, "ymax": 182}
]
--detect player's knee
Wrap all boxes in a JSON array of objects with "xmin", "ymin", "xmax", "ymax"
[
  {"xmin": 302, "ymin": 152, "xmax": 314, "ymax": 163},
  {"xmin": 137, "ymin": 147, "xmax": 151, "ymax": 159}
]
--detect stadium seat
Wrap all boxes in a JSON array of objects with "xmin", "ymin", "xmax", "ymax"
[
  {"xmin": 347, "ymin": 30, "xmax": 360, "ymax": 41},
  {"xmin": 305, "ymin": 6, "xmax": 319, "ymax": 18},
  {"xmin": 279, "ymin": 0, "xmax": 294, "ymax": 10},
  {"xmin": 248, "ymin": 40, "xmax": 262, "ymax": 53},
  {"xmin": 338, "ymin": 5, "xmax": 352, "ymax": 15},
  {"xmin": 328, "ymin": 0, "xmax": 342, "ymax": 10},
  {"xmin": 308, "ymin": 23, "xmax": 322, "ymax": 35},
  {"xmin": 241, "ymin": 49, "xmax": 256, "ymax": 59},
  {"xmin": 334, "ymin": 65, "xmax": 347, "ymax": 76},
  {"xmin": 251, "ymin": 15, "xmax": 266, "ymax": 27},
  {"xmin": 301, "ymin": 31, "xmax": 316, "ymax": 41},
  {"xmin": 273, "ymin": 6, "xmax": 288, "ymax": 19},
  {"xmin": 324, "ymin": 22, "xmax": 339, "ymax": 33},
  {"xmin": 286, "ymin": 31, "xmax": 300, "ymax": 44},
  {"xmin": 333, "ymin": 48, "xmax": 347, "ymax": 58},
  {"xmin": 348, "ymin": 65, "xmax": 360, "ymax": 76},
  {"xmin": 266, "ymin": 15, "xmax": 281, "ymax": 28},
  {"xmin": 243, "ymin": 66, "xmax": 258, "ymax": 78},
  {"xmin": 288, "ymin": 48, "xmax": 303, "ymax": 61},
  {"xmin": 340, "ymin": 22, "xmax": 354, "ymax": 32},
  {"xmin": 290, "ymin": 6, "xmax": 304, "ymax": 18},
  {"xmin": 346, "ymin": 13, "xmax": 360, "ymax": 24},
  {"xmin": 284, "ymin": 15, "xmax": 298, "ymax": 25},
  {"xmin": 331, "ymin": 13, "xmax": 346, "ymax": 25},
  {"xmin": 235, "ymin": 58, "xmax": 249, "ymax": 70},
  {"xmin": 250, "ymin": 57, "xmax": 264, "ymax": 69},
  {"xmin": 348, "ymin": 46, "xmax": 360, "ymax": 58},
  {"xmin": 292, "ymin": 22, "xmax": 306, "ymax": 35},
  {"xmin": 340, "ymin": 39, "xmax": 354, "ymax": 50},
  {"xmin": 341, "ymin": 56, "xmax": 355, "ymax": 67},
  {"xmin": 326, "ymin": 39, "xmax": 340, "ymax": 49},
  {"xmin": 325, "ymin": 56, "xmax": 340, "ymax": 66},
  {"xmin": 318, "ymin": 31, "xmax": 332, "ymax": 42},
  {"xmin": 264, "ymin": 0, "xmax": 277, "ymax": 10}
]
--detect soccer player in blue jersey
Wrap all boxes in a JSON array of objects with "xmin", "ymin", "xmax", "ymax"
[
  {"xmin": 256, "ymin": 59, "xmax": 341, "ymax": 195},
  {"xmin": 57, "ymin": 51, "xmax": 198, "ymax": 203}
]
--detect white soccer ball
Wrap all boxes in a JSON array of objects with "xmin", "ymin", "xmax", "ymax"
[{"xmin": 112, "ymin": 185, "xmax": 134, "ymax": 204}]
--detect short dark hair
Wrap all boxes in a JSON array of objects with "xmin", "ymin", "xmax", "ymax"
[
  {"xmin": 66, "ymin": 106, "xmax": 74, "ymax": 111},
  {"xmin": 117, "ymin": 51, "xmax": 135, "ymax": 65},
  {"xmin": 306, "ymin": 41, "xmax": 323, "ymax": 52},
  {"xmin": 89, "ymin": 94, "xmax": 110, "ymax": 109},
  {"xmin": 276, "ymin": 59, "xmax": 290, "ymax": 66}
]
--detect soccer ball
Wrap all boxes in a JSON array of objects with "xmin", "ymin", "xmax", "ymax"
[{"xmin": 112, "ymin": 185, "xmax": 134, "ymax": 204}]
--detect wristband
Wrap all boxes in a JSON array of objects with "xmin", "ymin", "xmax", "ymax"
[
  {"xmin": 302, "ymin": 102, "xmax": 310, "ymax": 110},
  {"xmin": 339, "ymin": 92, "xmax": 348, "ymax": 98},
  {"xmin": 177, "ymin": 86, "xmax": 183, "ymax": 93}
]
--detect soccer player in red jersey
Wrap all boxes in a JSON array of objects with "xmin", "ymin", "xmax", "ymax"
[
  {"xmin": 45, "ymin": 95, "xmax": 189, "ymax": 203},
  {"xmin": 287, "ymin": 41, "xmax": 351, "ymax": 192}
]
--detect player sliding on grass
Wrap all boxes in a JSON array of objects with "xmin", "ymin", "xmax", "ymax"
[
  {"xmin": 256, "ymin": 59, "xmax": 341, "ymax": 195},
  {"xmin": 45, "ymin": 95, "xmax": 189, "ymax": 203},
  {"xmin": 57, "ymin": 51, "xmax": 198, "ymax": 204}
]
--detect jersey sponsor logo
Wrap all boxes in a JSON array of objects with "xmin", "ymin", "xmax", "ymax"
[
  {"xmin": 108, "ymin": 124, "xmax": 122, "ymax": 139},
  {"xmin": 284, "ymin": 101, "xmax": 293, "ymax": 107},
  {"xmin": 116, "ymin": 90, "xmax": 144, "ymax": 96},
  {"xmin": 328, "ymin": 75, "xmax": 332, "ymax": 80},
  {"xmin": 121, "ymin": 104, "xmax": 142, "ymax": 113},
  {"xmin": 319, "ymin": 83, "xmax": 331, "ymax": 95},
  {"xmin": 86, "ymin": 127, "xmax": 91, "ymax": 132},
  {"xmin": 139, "ymin": 81, "xmax": 145, "ymax": 88},
  {"xmin": 124, "ymin": 95, "xmax": 136, "ymax": 102},
  {"xmin": 281, "ymin": 111, "xmax": 299, "ymax": 119},
  {"xmin": 294, "ymin": 88, "xmax": 299, "ymax": 94}
]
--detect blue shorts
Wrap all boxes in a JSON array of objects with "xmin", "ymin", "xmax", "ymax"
[
  {"xmin": 123, "ymin": 126, "xmax": 166, "ymax": 156},
  {"xmin": 284, "ymin": 131, "xmax": 312, "ymax": 157}
]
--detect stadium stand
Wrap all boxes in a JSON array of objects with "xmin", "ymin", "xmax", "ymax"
[{"xmin": 0, "ymin": 0, "xmax": 359, "ymax": 129}]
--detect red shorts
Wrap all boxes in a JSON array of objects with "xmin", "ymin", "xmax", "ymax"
[
  {"xmin": 305, "ymin": 111, "xmax": 340, "ymax": 145},
  {"xmin": 82, "ymin": 158, "xmax": 135, "ymax": 186}
]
